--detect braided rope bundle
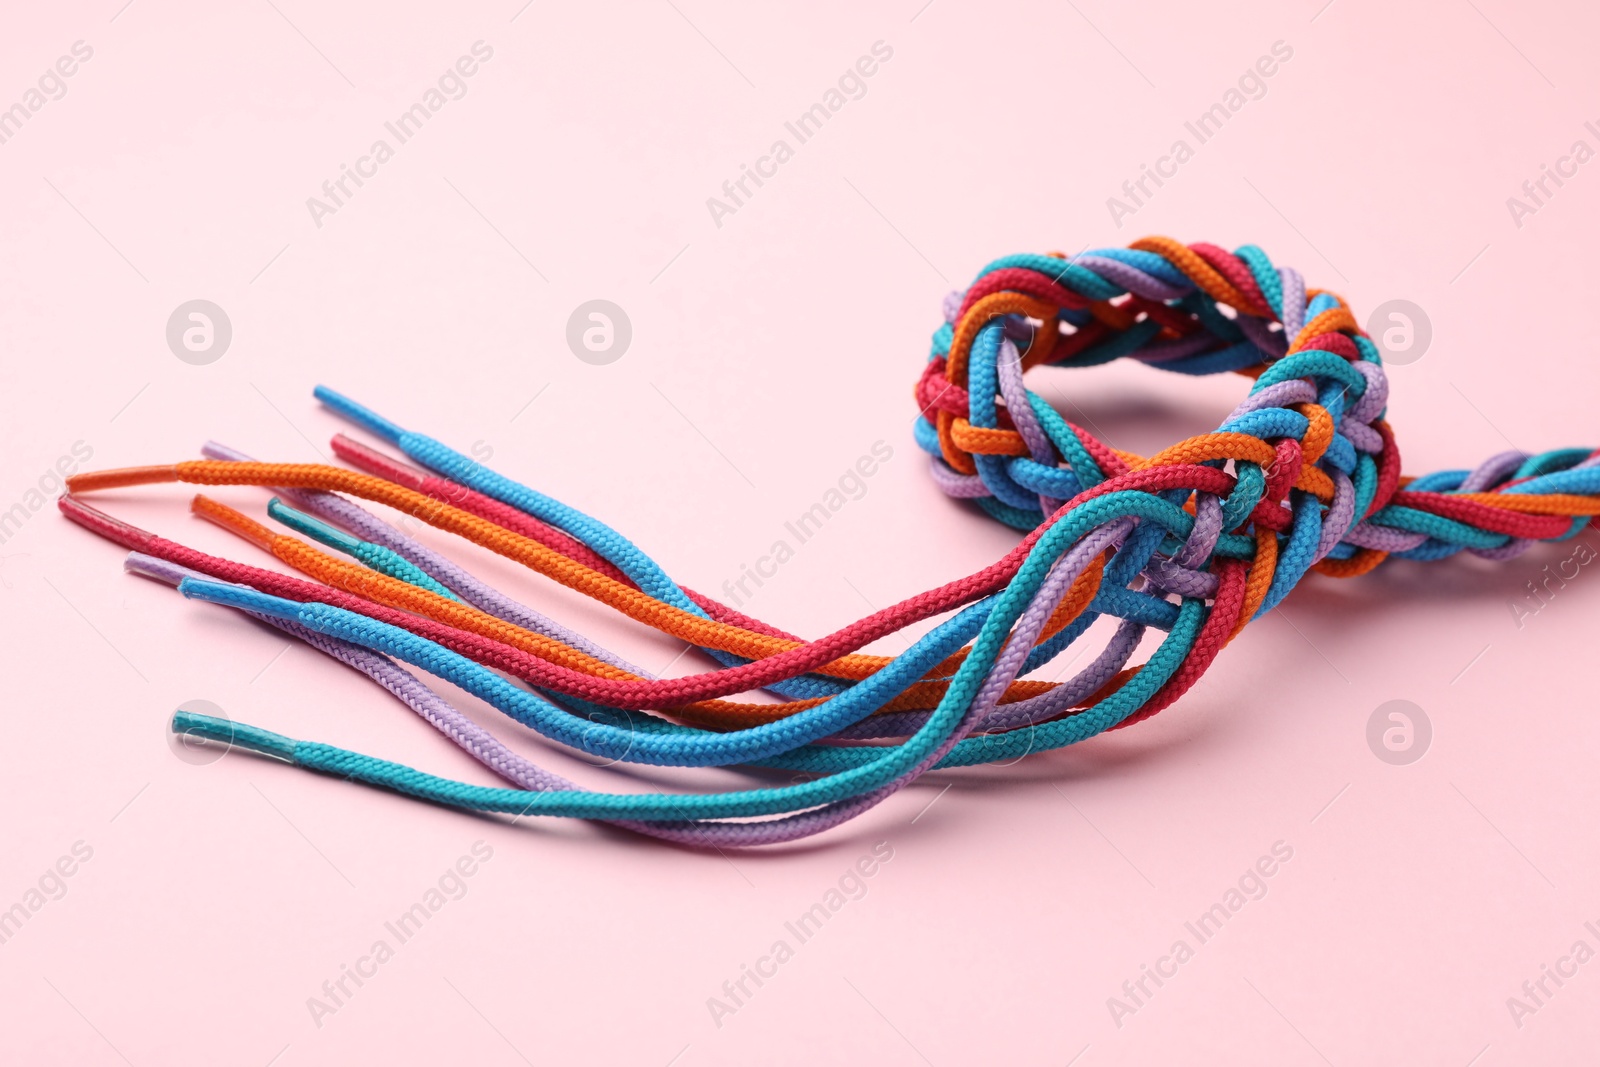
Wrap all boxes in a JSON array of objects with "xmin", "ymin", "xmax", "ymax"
[{"xmin": 59, "ymin": 237, "xmax": 1600, "ymax": 847}]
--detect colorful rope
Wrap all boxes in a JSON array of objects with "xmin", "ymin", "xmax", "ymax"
[{"xmin": 59, "ymin": 238, "xmax": 1600, "ymax": 846}]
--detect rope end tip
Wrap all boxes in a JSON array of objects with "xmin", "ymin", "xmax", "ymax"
[
  {"xmin": 124, "ymin": 552, "xmax": 186, "ymax": 587},
  {"xmin": 201, "ymin": 440, "xmax": 249, "ymax": 462},
  {"xmin": 171, "ymin": 709, "xmax": 297, "ymax": 764},
  {"xmin": 66, "ymin": 464, "xmax": 180, "ymax": 493},
  {"xmin": 314, "ymin": 385, "xmax": 405, "ymax": 445}
]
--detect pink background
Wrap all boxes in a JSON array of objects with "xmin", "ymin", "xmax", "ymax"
[{"xmin": 3, "ymin": 1, "xmax": 1599, "ymax": 1063}]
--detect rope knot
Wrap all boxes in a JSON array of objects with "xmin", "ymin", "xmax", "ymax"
[{"xmin": 918, "ymin": 238, "xmax": 1597, "ymax": 627}]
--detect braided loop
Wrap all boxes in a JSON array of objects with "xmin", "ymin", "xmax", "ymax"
[{"xmin": 916, "ymin": 238, "xmax": 1600, "ymax": 635}]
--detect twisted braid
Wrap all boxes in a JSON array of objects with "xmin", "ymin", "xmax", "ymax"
[{"xmin": 918, "ymin": 239, "xmax": 1597, "ymax": 607}]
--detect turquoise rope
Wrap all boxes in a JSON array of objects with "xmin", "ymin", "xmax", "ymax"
[{"xmin": 266, "ymin": 497, "xmax": 461, "ymax": 601}]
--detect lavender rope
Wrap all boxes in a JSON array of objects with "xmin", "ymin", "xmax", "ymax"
[{"xmin": 130, "ymin": 551, "xmax": 892, "ymax": 847}]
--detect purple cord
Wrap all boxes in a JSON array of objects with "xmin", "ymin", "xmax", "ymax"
[{"xmin": 129, "ymin": 551, "xmax": 896, "ymax": 847}]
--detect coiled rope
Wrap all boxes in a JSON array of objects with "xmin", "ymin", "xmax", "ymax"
[{"xmin": 60, "ymin": 238, "xmax": 1600, "ymax": 846}]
